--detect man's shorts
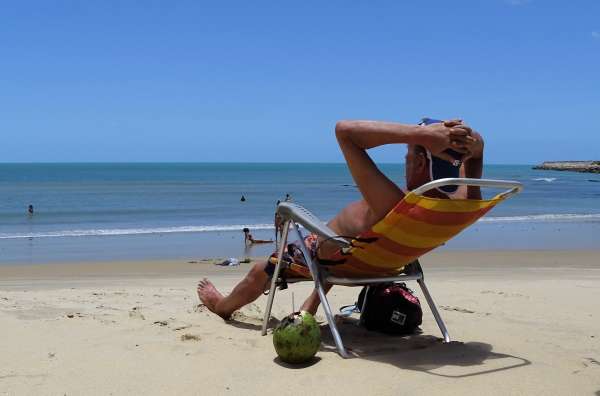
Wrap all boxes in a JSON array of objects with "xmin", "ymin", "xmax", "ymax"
[{"xmin": 264, "ymin": 233, "xmax": 319, "ymax": 278}]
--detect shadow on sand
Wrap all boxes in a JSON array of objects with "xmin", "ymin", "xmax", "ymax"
[
  {"xmin": 227, "ymin": 313, "xmax": 530, "ymax": 377},
  {"xmin": 226, "ymin": 316, "xmax": 280, "ymax": 331},
  {"xmin": 272, "ymin": 356, "xmax": 322, "ymax": 369},
  {"xmin": 318, "ymin": 318, "xmax": 531, "ymax": 378}
]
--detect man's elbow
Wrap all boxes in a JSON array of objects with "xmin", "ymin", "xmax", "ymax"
[{"xmin": 335, "ymin": 120, "xmax": 352, "ymax": 140}]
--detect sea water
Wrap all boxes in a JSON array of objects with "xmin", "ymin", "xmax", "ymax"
[{"xmin": 1, "ymin": 163, "xmax": 599, "ymax": 264}]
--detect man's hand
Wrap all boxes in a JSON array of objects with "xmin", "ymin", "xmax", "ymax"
[
  {"xmin": 444, "ymin": 122, "xmax": 484, "ymax": 161},
  {"xmin": 462, "ymin": 131, "xmax": 484, "ymax": 161},
  {"xmin": 419, "ymin": 120, "xmax": 472, "ymax": 163}
]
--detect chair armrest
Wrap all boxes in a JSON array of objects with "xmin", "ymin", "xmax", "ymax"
[
  {"xmin": 411, "ymin": 178, "xmax": 523, "ymax": 198},
  {"xmin": 276, "ymin": 202, "xmax": 351, "ymax": 247}
]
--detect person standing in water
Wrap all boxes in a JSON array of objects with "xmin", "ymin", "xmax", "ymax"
[{"xmin": 28, "ymin": 205, "xmax": 34, "ymax": 215}]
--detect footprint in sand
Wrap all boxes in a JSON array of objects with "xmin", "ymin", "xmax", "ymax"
[
  {"xmin": 152, "ymin": 318, "xmax": 192, "ymax": 331},
  {"xmin": 440, "ymin": 305, "xmax": 475, "ymax": 314},
  {"xmin": 480, "ymin": 290, "xmax": 528, "ymax": 298},
  {"xmin": 246, "ymin": 303, "xmax": 262, "ymax": 315},
  {"xmin": 173, "ymin": 325, "xmax": 192, "ymax": 331},
  {"xmin": 575, "ymin": 357, "xmax": 600, "ymax": 374},
  {"xmin": 585, "ymin": 357, "xmax": 600, "ymax": 367},
  {"xmin": 128, "ymin": 307, "xmax": 145, "ymax": 320},
  {"xmin": 180, "ymin": 333, "xmax": 201, "ymax": 342},
  {"xmin": 230, "ymin": 311, "xmax": 260, "ymax": 323}
]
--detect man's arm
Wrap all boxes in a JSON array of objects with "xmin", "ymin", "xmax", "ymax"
[
  {"xmin": 335, "ymin": 120, "xmax": 472, "ymax": 219},
  {"xmin": 464, "ymin": 158, "xmax": 483, "ymax": 199},
  {"xmin": 457, "ymin": 131, "xmax": 484, "ymax": 200}
]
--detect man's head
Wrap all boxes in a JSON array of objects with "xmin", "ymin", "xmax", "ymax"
[
  {"xmin": 405, "ymin": 144, "xmax": 430, "ymax": 191},
  {"xmin": 243, "ymin": 227, "xmax": 250, "ymax": 234},
  {"xmin": 405, "ymin": 118, "xmax": 463, "ymax": 193}
]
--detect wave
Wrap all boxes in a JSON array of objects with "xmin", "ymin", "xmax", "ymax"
[
  {"xmin": 0, "ymin": 224, "xmax": 275, "ymax": 240},
  {"xmin": 532, "ymin": 177, "xmax": 556, "ymax": 182},
  {"xmin": 479, "ymin": 213, "xmax": 600, "ymax": 223},
  {"xmin": 2, "ymin": 214, "xmax": 599, "ymax": 240}
]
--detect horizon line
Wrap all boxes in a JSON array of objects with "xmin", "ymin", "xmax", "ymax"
[{"xmin": 0, "ymin": 160, "xmax": 539, "ymax": 166}]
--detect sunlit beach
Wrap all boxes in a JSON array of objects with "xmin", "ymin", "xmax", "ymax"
[{"xmin": 2, "ymin": 2, "xmax": 599, "ymax": 395}]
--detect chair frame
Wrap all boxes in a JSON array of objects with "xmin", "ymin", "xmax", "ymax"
[{"xmin": 261, "ymin": 178, "xmax": 523, "ymax": 358}]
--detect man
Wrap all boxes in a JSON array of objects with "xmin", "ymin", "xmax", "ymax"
[{"xmin": 198, "ymin": 119, "xmax": 484, "ymax": 319}]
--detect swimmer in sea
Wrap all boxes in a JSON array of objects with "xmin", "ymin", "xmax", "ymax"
[{"xmin": 243, "ymin": 228, "xmax": 273, "ymax": 245}]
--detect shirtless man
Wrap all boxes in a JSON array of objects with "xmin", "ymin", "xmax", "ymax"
[{"xmin": 198, "ymin": 119, "xmax": 484, "ymax": 319}]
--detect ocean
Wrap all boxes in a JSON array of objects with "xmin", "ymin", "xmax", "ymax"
[{"xmin": 1, "ymin": 163, "xmax": 599, "ymax": 264}]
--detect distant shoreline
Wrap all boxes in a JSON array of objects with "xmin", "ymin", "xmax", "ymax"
[{"xmin": 533, "ymin": 161, "xmax": 600, "ymax": 173}]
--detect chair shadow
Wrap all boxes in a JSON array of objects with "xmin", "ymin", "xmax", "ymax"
[
  {"xmin": 320, "ymin": 318, "xmax": 531, "ymax": 378},
  {"xmin": 226, "ymin": 316, "xmax": 280, "ymax": 331}
]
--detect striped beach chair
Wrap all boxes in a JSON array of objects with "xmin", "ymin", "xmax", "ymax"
[{"xmin": 261, "ymin": 178, "xmax": 523, "ymax": 358}]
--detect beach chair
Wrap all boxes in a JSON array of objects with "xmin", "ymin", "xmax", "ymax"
[{"xmin": 261, "ymin": 177, "xmax": 523, "ymax": 358}]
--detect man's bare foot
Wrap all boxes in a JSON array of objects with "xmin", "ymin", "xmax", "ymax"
[{"xmin": 197, "ymin": 278, "xmax": 228, "ymax": 319}]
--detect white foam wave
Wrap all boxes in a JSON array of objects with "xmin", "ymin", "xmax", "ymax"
[
  {"xmin": 2, "ymin": 214, "xmax": 599, "ymax": 240},
  {"xmin": 479, "ymin": 213, "xmax": 600, "ymax": 223},
  {"xmin": 0, "ymin": 224, "xmax": 275, "ymax": 240},
  {"xmin": 533, "ymin": 177, "xmax": 556, "ymax": 182}
]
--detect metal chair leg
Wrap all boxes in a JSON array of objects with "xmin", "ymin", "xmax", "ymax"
[
  {"xmin": 261, "ymin": 220, "xmax": 290, "ymax": 336},
  {"xmin": 359, "ymin": 285, "xmax": 370, "ymax": 326},
  {"xmin": 292, "ymin": 224, "xmax": 350, "ymax": 358},
  {"xmin": 417, "ymin": 277, "xmax": 451, "ymax": 343},
  {"xmin": 315, "ymin": 278, "xmax": 350, "ymax": 358}
]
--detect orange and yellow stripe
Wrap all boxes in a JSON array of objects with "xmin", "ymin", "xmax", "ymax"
[
  {"xmin": 276, "ymin": 192, "xmax": 506, "ymax": 279},
  {"xmin": 326, "ymin": 192, "xmax": 505, "ymax": 277}
]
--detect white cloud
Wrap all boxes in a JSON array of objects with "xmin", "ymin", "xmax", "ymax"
[{"xmin": 592, "ymin": 31, "xmax": 600, "ymax": 39}]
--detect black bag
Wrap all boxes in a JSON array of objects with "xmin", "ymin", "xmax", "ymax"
[{"xmin": 357, "ymin": 283, "xmax": 422, "ymax": 335}]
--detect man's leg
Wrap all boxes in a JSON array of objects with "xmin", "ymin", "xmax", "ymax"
[
  {"xmin": 197, "ymin": 260, "xmax": 270, "ymax": 319},
  {"xmin": 300, "ymin": 284, "xmax": 333, "ymax": 315}
]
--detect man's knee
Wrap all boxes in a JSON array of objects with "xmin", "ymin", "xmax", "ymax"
[
  {"xmin": 244, "ymin": 261, "xmax": 269, "ymax": 285},
  {"xmin": 250, "ymin": 261, "xmax": 268, "ymax": 275}
]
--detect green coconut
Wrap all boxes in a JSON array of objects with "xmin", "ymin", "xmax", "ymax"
[{"xmin": 273, "ymin": 311, "xmax": 321, "ymax": 364}]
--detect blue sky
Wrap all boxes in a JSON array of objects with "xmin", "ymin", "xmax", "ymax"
[{"xmin": 1, "ymin": 1, "xmax": 599, "ymax": 164}]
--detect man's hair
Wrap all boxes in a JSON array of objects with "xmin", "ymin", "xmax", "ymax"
[
  {"xmin": 412, "ymin": 144, "xmax": 427, "ymax": 157},
  {"xmin": 243, "ymin": 228, "xmax": 250, "ymax": 233}
]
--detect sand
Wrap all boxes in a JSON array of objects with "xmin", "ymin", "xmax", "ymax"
[{"xmin": 1, "ymin": 250, "xmax": 599, "ymax": 395}]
